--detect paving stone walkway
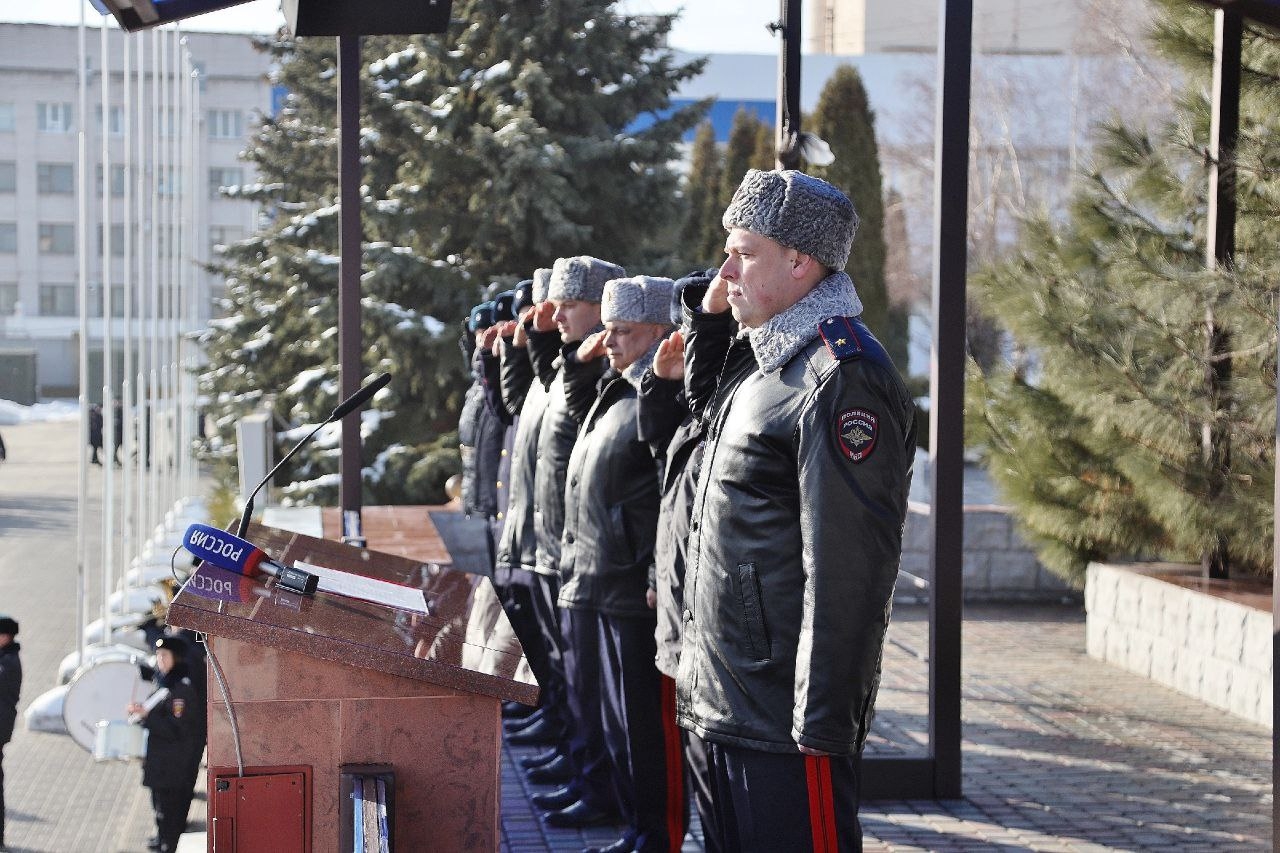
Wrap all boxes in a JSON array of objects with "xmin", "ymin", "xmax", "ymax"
[{"xmin": 0, "ymin": 419, "xmax": 1270, "ymax": 852}]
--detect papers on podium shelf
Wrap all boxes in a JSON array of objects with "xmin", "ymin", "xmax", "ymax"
[{"xmin": 293, "ymin": 560, "xmax": 429, "ymax": 615}]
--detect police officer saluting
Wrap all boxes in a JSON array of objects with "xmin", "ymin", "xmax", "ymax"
[
  {"xmin": 677, "ymin": 170, "xmax": 916, "ymax": 852},
  {"xmin": 129, "ymin": 635, "xmax": 205, "ymax": 853}
]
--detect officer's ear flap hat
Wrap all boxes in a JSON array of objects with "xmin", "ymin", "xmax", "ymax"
[
  {"xmin": 155, "ymin": 636, "xmax": 187, "ymax": 655},
  {"xmin": 548, "ymin": 256, "xmax": 627, "ymax": 304},
  {"xmin": 492, "ymin": 290, "xmax": 517, "ymax": 323},
  {"xmin": 671, "ymin": 269, "xmax": 718, "ymax": 326},
  {"xmin": 532, "ymin": 268, "xmax": 554, "ymax": 304},
  {"xmin": 468, "ymin": 302, "xmax": 496, "ymax": 333},
  {"xmin": 0, "ymin": 616, "xmax": 18, "ymax": 636},
  {"xmin": 602, "ymin": 276, "xmax": 676, "ymax": 326},
  {"xmin": 722, "ymin": 169, "xmax": 859, "ymax": 272},
  {"xmin": 512, "ymin": 279, "xmax": 535, "ymax": 314}
]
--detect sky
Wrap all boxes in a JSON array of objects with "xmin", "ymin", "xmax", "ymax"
[{"xmin": 0, "ymin": 0, "xmax": 785, "ymax": 54}]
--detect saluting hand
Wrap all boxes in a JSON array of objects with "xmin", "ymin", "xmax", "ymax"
[
  {"xmin": 531, "ymin": 301, "xmax": 558, "ymax": 333},
  {"xmin": 653, "ymin": 330, "xmax": 685, "ymax": 380},
  {"xmin": 478, "ymin": 325, "xmax": 502, "ymax": 351},
  {"xmin": 701, "ymin": 274, "xmax": 730, "ymax": 315},
  {"xmin": 576, "ymin": 330, "xmax": 607, "ymax": 363},
  {"xmin": 512, "ymin": 316, "xmax": 530, "ymax": 348}
]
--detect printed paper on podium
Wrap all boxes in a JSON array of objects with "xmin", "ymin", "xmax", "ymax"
[{"xmin": 293, "ymin": 560, "xmax": 428, "ymax": 615}]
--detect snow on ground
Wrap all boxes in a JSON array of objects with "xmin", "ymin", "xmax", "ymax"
[{"xmin": 0, "ymin": 398, "xmax": 81, "ymax": 426}]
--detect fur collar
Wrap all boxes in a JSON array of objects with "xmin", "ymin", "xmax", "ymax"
[
  {"xmin": 622, "ymin": 337, "xmax": 665, "ymax": 389},
  {"xmin": 744, "ymin": 271, "xmax": 863, "ymax": 374}
]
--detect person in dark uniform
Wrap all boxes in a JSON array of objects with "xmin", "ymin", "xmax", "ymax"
[
  {"xmin": 112, "ymin": 399, "xmax": 124, "ymax": 466},
  {"xmin": 129, "ymin": 636, "xmax": 205, "ymax": 853},
  {"xmin": 677, "ymin": 170, "xmax": 916, "ymax": 852},
  {"xmin": 89, "ymin": 404, "xmax": 104, "ymax": 465},
  {"xmin": 635, "ymin": 269, "xmax": 722, "ymax": 853},
  {"xmin": 0, "ymin": 616, "xmax": 21, "ymax": 852},
  {"xmin": 532, "ymin": 256, "xmax": 624, "ymax": 830},
  {"xmin": 561, "ymin": 275, "xmax": 681, "ymax": 853}
]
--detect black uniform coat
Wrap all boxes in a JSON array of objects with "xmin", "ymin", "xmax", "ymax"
[
  {"xmin": 558, "ymin": 362, "xmax": 662, "ymax": 618},
  {"xmin": 532, "ymin": 341, "xmax": 605, "ymax": 576},
  {"xmin": 496, "ymin": 327, "xmax": 561, "ymax": 574},
  {"xmin": 0, "ymin": 643, "xmax": 21, "ymax": 746},
  {"xmin": 636, "ymin": 373, "xmax": 704, "ymax": 679},
  {"xmin": 675, "ymin": 272, "xmax": 916, "ymax": 757},
  {"xmin": 140, "ymin": 664, "xmax": 205, "ymax": 790},
  {"xmin": 458, "ymin": 348, "xmax": 505, "ymax": 518}
]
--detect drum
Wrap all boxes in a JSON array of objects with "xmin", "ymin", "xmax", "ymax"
[
  {"xmin": 62, "ymin": 660, "xmax": 152, "ymax": 753},
  {"xmin": 93, "ymin": 719, "xmax": 146, "ymax": 762}
]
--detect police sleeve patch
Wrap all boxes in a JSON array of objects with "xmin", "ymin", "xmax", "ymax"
[
  {"xmin": 172, "ymin": 698, "xmax": 185, "ymax": 719},
  {"xmin": 836, "ymin": 408, "xmax": 878, "ymax": 462}
]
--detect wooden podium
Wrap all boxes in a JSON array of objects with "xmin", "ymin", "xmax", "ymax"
[{"xmin": 167, "ymin": 520, "xmax": 537, "ymax": 853}]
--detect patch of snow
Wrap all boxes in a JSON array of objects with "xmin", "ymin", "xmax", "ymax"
[{"xmin": 0, "ymin": 399, "xmax": 81, "ymax": 425}]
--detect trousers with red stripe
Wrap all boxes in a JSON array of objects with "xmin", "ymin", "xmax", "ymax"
[
  {"xmin": 598, "ymin": 613, "xmax": 688, "ymax": 853},
  {"xmin": 702, "ymin": 741, "xmax": 862, "ymax": 853}
]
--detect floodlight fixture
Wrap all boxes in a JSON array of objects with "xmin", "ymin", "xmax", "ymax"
[
  {"xmin": 282, "ymin": 0, "xmax": 453, "ymax": 36},
  {"xmin": 89, "ymin": 0, "xmax": 257, "ymax": 32}
]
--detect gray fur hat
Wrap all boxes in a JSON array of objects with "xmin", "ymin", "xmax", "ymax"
[
  {"xmin": 722, "ymin": 169, "xmax": 858, "ymax": 271},
  {"xmin": 548, "ymin": 256, "xmax": 626, "ymax": 304},
  {"xmin": 602, "ymin": 276, "xmax": 676, "ymax": 326},
  {"xmin": 532, "ymin": 268, "xmax": 553, "ymax": 303}
]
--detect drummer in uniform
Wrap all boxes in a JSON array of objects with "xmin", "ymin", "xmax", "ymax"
[{"xmin": 128, "ymin": 635, "xmax": 204, "ymax": 853}]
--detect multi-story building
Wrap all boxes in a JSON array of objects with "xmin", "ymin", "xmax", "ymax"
[{"xmin": 0, "ymin": 22, "xmax": 271, "ymax": 396}]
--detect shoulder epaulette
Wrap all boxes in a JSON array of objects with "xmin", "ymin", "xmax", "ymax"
[{"xmin": 818, "ymin": 315, "xmax": 865, "ymax": 361}]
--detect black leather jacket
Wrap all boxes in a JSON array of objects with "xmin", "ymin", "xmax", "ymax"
[
  {"xmin": 558, "ymin": 370, "xmax": 661, "ymax": 618},
  {"xmin": 0, "ymin": 642, "xmax": 20, "ymax": 746},
  {"xmin": 458, "ymin": 348, "xmax": 505, "ymax": 519},
  {"xmin": 636, "ymin": 373, "xmax": 703, "ymax": 679},
  {"xmin": 496, "ymin": 327, "xmax": 561, "ymax": 573},
  {"xmin": 532, "ymin": 343, "xmax": 606, "ymax": 576},
  {"xmin": 675, "ymin": 282, "xmax": 916, "ymax": 757}
]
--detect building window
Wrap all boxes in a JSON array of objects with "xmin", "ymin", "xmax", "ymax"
[
  {"xmin": 0, "ymin": 162, "xmax": 14, "ymax": 193},
  {"xmin": 97, "ymin": 223, "xmax": 126, "ymax": 258},
  {"xmin": 39, "ymin": 284, "xmax": 77, "ymax": 317},
  {"xmin": 157, "ymin": 166, "xmax": 180, "ymax": 197},
  {"xmin": 0, "ymin": 224, "xmax": 16, "ymax": 254},
  {"xmin": 207, "ymin": 109, "xmax": 244, "ymax": 140},
  {"xmin": 0, "ymin": 104, "xmax": 14, "ymax": 132},
  {"xmin": 95, "ymin": 104, "xmax": 124, "ymax": 136},
  {"xmin": 37, "ymin": 102, "xmax": 74, "ymax": 133},
  {"xmin": 208, "ymin": 167, "xmax": 243, "ymax": 199},
  {"xmin": 37, "ymin": 163, "xmax": 75, "ymax": 195},
  {"xmin": 209, "ymin": 225, "xmax": 243, "ymax": 256},
  {"xmin": 38, "ymin": 224, "xmax": 75, "ymax": 255},
  {"xmin": 95, "ymin": 164, "xmax": 126, "ymax": 197},
  {"xmin": 90, "ymin": 284, "xmax": 126, "ymax": 318},
  {"xmin": 0, "ymin": 283, "xmax": 18, "ymax": 316}
]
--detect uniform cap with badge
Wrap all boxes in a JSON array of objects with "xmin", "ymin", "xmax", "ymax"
[{"xmin": 0, "ymin": 615, "xmax": 17, "ymax": 636}]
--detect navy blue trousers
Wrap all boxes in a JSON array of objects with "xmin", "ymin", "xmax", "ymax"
[
  {"xmin": 599, "ymin": 614, "xmax": 685, "ymax": 853},
  {"xmin": 528, "ymin": 572, "xmax": 572, "ymax": 743},
  {"xmin": 702, "ymin": 740, "xmax": 862, "ymax": 853},
  {"xmin": 682, "ymin": 729, "xmax": 722, "ymax": 853},
  {"xmin": 559, "ymin": 606, "xmax": 615, "ymax": 814},
  {"xmin": 502, "ymin": 569, "xmax": 562, "ymax": 728}
]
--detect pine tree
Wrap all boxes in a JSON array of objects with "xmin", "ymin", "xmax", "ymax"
[
  {"xmin": 809, "ymin": 65, "xmax": 907, "ymax": 368},
  {"xmin": 201, "ymin": 6, "xmax": 705, "ymax": 505},
  {"xmin": 682, "ymin": 120, "xmax": 724, "ymax": 268},
  {"xmin": 967, "ymin": 1, "xmax": 1278, "ymax": 582},
  {"xmin": 752, "ymin": 118, "xmax": 776, "ymax": 170},
  {"xmin": 719, "ymin": 107, "xmax": 767, "ymax": 220}
]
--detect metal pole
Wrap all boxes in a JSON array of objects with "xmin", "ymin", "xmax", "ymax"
[
  {"xmin": 928, "ymin": 0, "xmax": 971, "ymax": 800},
  {"xmin": 101, "ymin": 17, "xmax": 115, "ymax": 634},
  {"xmin": 75, "ymin": 0, "xmax": 90, "ymax": 663},
  {"xmin": 1202, "ymin": 8, "xmax": 1241, "ymax": 581},
  {"xmin": 121, "ymin": 25, "xmax": 135, "ymax": 590},
  {"xmin": 337, "ymin": 35, "xmax": 363, "ymax": 522},
  {"xmin": 775, "ymin": 0, "xmax": 802, "ymax": 170}
]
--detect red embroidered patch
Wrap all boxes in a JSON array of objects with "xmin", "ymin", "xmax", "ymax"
[
  {"xmin": 836, "ymin": 408, "xmax": 878, "ymax": 462},
  {"xmin": 172, "ymin": 698, "xmax": 185, "ymax": 719}
]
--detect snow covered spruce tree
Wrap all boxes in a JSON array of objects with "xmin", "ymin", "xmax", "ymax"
[
  {"xmin": 967, "ymin": 2, "xmax": 1279, "ymax": 582},
  {"xmin": 202, "ymin": 9, "xmax": 703, "ymax": 505}
]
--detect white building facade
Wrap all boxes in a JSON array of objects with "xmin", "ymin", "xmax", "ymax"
[{"xmin": 0, "ymin": 22, "xmax": 271, "ymax": 396}]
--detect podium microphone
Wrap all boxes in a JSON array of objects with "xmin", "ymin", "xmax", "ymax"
[
  {"xmin": 184, "ymin": 523, "xmax": 320, "ymax": 595},
  {"xmin": 236, "ymin": 372, "xmax": 392, "ymax": 539}
]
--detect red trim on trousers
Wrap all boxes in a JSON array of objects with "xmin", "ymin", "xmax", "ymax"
[
  {"xmin": 805, "ymin": 754, "xmax": 839, "ymax": 852},
  {"xmin": 660, "ymin": 675, "xmax": 684, "ymax": 853}
]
